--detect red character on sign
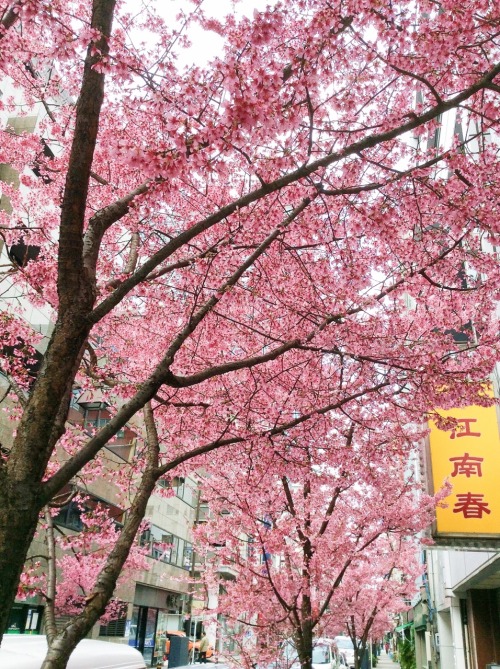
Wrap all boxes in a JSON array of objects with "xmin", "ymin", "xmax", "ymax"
[
  {"xmin": 449, "ymin": 452, "xmax": 484, "ymax": 478},
  {"xmin": 449, "ymin": 418, "xmax": 481, "ymax": 439},
  {"xmin": 452, "ymin": 493, "xmax": 491, "ymax": 519}
]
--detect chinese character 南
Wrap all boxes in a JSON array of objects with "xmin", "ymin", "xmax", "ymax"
[
  {"xmin": 449, "ymin": 452, "xmax": 484, "ymax": 478},
  {"xmin": 452, "ymin": 493, "xmax": 491, "ymax": 519},
  {"xmin": 449, "ymin": 418, "xmax": 481, "ymax": 439}
]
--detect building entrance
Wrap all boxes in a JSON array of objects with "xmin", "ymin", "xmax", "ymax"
[{"xmin": 5, "ymin": 603, "xmax": 43, "ymax": 635}]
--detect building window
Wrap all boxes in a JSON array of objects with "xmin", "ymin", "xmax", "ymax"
[
  {"xmin": 54, "ymin": 494, "xmax": 123, "ymax": 531},
  {"xmin": 140, "ymin": 525, "xmax": 193, "ymax": 570},
  {"xmin": 6, "ymin": 604, "xmax": 43, "ymax": 635},
  {"xmin": 99, "ymin": 614, "xmax": 127, "ymax": 637},
  {"xmin": 156, "ymin": 477, "xmax": 197, "ymax": 508},
  {"xmin": 5, "ymin": 115, "xmax": 38, "ymax": 135},
  {"xmin": 183, "ymin": 543, "xmax": 193, "ymax": 569},
  {"xmin": 84, "ymin": 416, "xmax": 125, "ymax": 439},
  {"xmin": 53, "ymin": 500, "xmax": 84, "ymax": 531},
  {"xmin": 69, "ymin": 389, "xmax": 84, "ymax": 413}
]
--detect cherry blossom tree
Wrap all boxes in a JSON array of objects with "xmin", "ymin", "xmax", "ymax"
[
  {"xmin": 0, "ymin": 0, "xmax": 499, "ymax": 666},
  {"xmin": 196, "ymin": 429, "xmax": 439, "ymax": 669},
  {"xmin": 336, "ymin": 539, "xmax": 423, "ymax": 669},
  {"xmin": 18, "ymin": 498, "xmax": 149, "ymax": 641}
]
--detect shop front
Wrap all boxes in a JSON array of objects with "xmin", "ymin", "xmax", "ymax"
[
  {"xmin": 127, "ymin": 585, "xmax": 187, "ymax": 666},
  {"xmin": 5, "ymin": 602, "xmax": 44, "ymax": 635}
]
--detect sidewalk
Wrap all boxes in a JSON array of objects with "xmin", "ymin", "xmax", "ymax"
[
  {"xmin": 167, "ymin": 665, "xmax": 229, "ymax": 669},
  {"xmin": 375, "ymin": 651, "xmax": 400, "ymax": 669}
]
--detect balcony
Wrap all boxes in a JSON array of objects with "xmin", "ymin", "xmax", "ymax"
[{"xmin": 216, "ymin": 560, "xmax": 238, "ymax": 580}]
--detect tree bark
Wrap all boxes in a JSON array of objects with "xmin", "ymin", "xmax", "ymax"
[
  {"xmin": 43, "ymin": 506, "xmax": 58, "ymax": 645},
  {"xmin": 294, "ymin": 616, "xmax": 314, "ymax": 669},
  {"xmin": 294, "ymin": 479, "xmax": 314, "ymax": 669},
  {"xmin": 0, "ymin": 0, "xmax": 116, "ymax": 642},
  {"xmin": 0, "ymin": 0, "xmax": 25, "ymax": 35},
  {"xmin": 0, "ymin": 482, "xmax": 43, "ymax": 637}
]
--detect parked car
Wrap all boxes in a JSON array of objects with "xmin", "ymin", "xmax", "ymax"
[
  {"xmin": 333, "ymin": 637, "xmax": 355, "ymax": 669},
  {"xmin": 312, "ymin": 639, "xmax": 336, "ymax": 669},
  {"xmin": 272, "ymin": 638, "xmax": 346, "ymax": 669},
  {"xmin": 0, "ymin": 635, "xmax": 146, "ymax": 669},
  {"xmin": 313, "ymin": 638, "xmax": 347, "ymax": 669}
]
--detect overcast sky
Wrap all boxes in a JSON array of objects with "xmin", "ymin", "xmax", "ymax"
[{"xmin": 156, "ymin": 0, "xmax": 274, "ymax": 66}]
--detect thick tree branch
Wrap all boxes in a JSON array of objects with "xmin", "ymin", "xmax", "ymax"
[
  {"xmin": 82, "ymin": 183, "xmax": 149, "ymax": 277},
  {"xmin": 316, "ymin": 487, "xmax": 342, "ymax": 539},
  {"xmin": 0, "ymin": 369, "xmax": 28, "ymax": 408},
  {"xmin": 58, "ymin": 0, "xmax": 116, "ymax": 310},
  {"xmin": 317, "ymin": 531, "xmax": 383, "ymax": 622},
  {"xmin": 43, "ymin": 506, "xmax": 58, "ymax": 646},
  {"xmin": 40, "ymin": 402, "xmax": 160, "ymax": 669},
  {"xmin": 0, "ymin": 0, "xmax": 26, "ymax": 35}
]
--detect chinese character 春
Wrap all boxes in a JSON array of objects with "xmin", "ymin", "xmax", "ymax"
[
  {"xmin": 449, "ymin": 452, "xmax": 484, "ymax": 478},
  {"xmin": 452, "ymin": 493, "xmax": 491, "ymax": 519},
  {"xmin": 450, "ymin": 418, "xmax": 481, "ymax": 439}
]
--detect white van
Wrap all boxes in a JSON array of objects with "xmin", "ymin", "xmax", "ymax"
[
  {"xmin": 274, "ymin": 638, "xmax": 346, "ymax": 669},
  {"xmin": 0, "ymin": 635, "xmax": 146, "ymax": 669},
  {"xmin": 333, "ymin": 637, "xmax": 355, "ymax": 669},
  {"xmin": 313, "ymin": 638, "xmax": 347, "ymax": 669}
]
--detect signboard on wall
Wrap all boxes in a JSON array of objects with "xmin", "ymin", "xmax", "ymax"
[{"xmin": 426, "ymin": 391, "xmax": 500, "ymax": 548}]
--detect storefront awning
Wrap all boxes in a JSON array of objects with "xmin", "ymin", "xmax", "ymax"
[{"xmin": 395, "ymin": 622, "xmax": 413, "ymax": 632}]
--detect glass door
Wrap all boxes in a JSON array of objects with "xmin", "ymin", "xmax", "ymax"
[{"xmin": 143, "ymin": 607, "xmax": 158, "ymax": 666}]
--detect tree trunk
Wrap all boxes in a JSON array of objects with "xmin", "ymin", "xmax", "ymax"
[
  {"xmin": 0, "ymin": 0, "xmax": 116, "ymax": 643},
  {"xmin": 0, "ymin": 479, "xmax": 43, "ymax": 636},
  {"xmin": 43, "ymin": 506, "xmax": 59, "ymax": 645},
  {"xmin": 0, "ymin": 317, "xmax": 95, "ymax": 638},
  {"xmin": 295, "ymin": 618, "xmax": 314, "ymax": 669}
]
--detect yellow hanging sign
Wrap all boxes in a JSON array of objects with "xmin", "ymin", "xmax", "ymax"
[{"xmin": 428, "ymin": 396, "xmax": 500, "ymax": 538}]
